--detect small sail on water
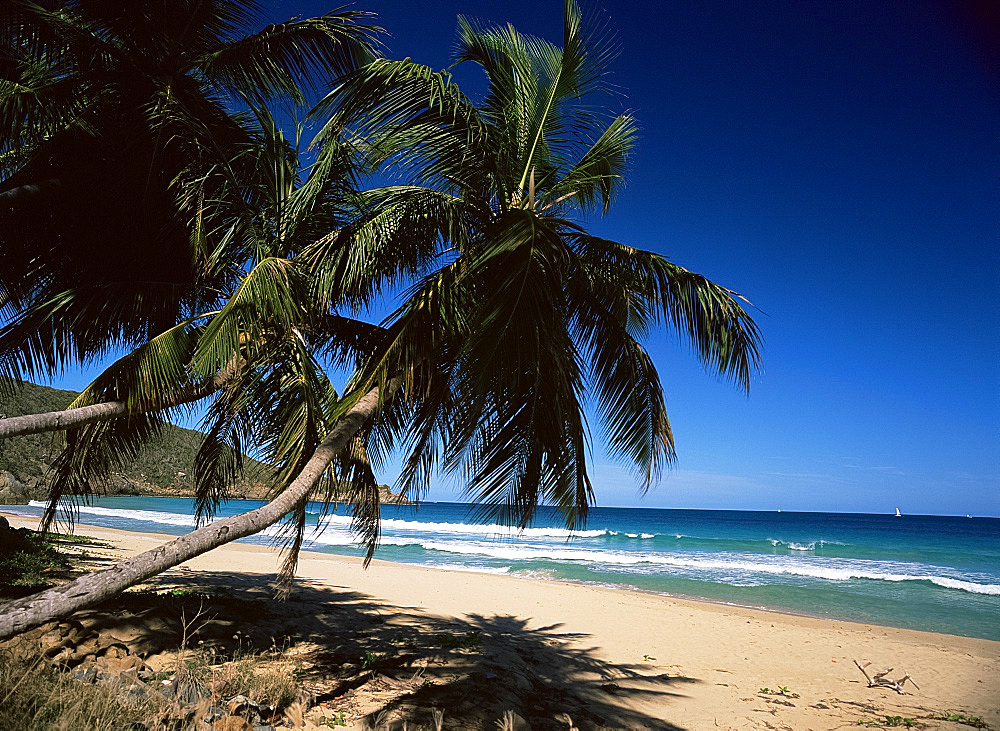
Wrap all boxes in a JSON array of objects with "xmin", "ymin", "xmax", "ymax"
[{"xmin": 895, "ymin": 507, "xmax": 902, "ymax": 517}]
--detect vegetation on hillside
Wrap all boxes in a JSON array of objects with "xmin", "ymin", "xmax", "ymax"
[
  {"xmin": 0, "ymin": 381, "xmax": 407, "ymax": 503},
  {"xmin": 0, "ymin": 380, "xmax": 269, "ymax": 499}
]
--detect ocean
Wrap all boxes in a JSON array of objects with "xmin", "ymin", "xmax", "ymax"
[{"xmin": 5, "ymin": 498, "xmax": 999, "ymax": 641}]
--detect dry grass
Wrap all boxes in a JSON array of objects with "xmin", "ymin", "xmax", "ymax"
[
  {"xmin": 0, "ymin": 650, "xmax": 164, "ymax": 730},
  {"xmin": 214, "ymin": 654, "xmax": 300, "ymax": 708},
  {"xmin": 173, "ymin": 643, "xmax": 299, "ymax": 710}
]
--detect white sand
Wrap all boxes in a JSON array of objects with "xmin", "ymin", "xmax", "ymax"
[{"xmin": 4, "ymin": 514, "xmax": 998, "ymax": 729}]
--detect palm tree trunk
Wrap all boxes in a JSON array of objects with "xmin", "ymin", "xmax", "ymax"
[
  {"xmin": 0, "ymin": 382, "xmax": 393, "ymax": 642},
  {"xmin": 0, "ymin": 178, "xmax": 62, "ymax": 203},
  {"xmin": 0, "ymin": 400, "xmax": 133, "ymax": 440},
  {"xmin": 0, "ymin": 359, "xmax": 243, "ymax": 441}
]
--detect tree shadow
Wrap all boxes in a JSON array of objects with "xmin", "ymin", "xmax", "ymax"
[
  {"xmin": 5, "ymin": 566, "xmax": 701, "ymax": 729},
  {"xmin": 115, "ymin": 570, "xmax": 701, "ymax": 730}
]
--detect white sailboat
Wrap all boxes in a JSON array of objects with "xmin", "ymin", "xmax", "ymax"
[{"xmin": 895, "ymin": 507, "xmax": 902, "ymax": 517}]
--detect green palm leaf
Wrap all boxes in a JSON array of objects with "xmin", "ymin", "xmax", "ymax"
[{"xmin": 196, "ymin": 10, "xmax": 381, "ymax": 102}]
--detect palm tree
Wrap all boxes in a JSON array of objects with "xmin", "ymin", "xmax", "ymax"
[
  {"xmin": 307, "ymin": 0, "xmax": 761, "ymax": 529},
  {"xmin": 0, "ymin": 0, "xmax": 379, "ymax": 386},
  {"xmin": 0, "ymin": 93, "xmax": 400, "ymax": 640},
  {"xmin": 0, "ymin": 1, "xmax": 390, "ymax": 637},
  {"xmin": 0, "ymin": 0, "xmax": 761, "ymax": 640},
  {"xmin": 0, "ymin": 0, "xmax": 383, "ymax": 543}
]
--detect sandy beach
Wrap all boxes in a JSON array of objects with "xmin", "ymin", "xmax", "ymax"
[{"xmin": 3, "ymin": 512, "xmax": 998, "ymax": 730}]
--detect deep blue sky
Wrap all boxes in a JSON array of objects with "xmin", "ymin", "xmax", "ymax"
[{"xmin": 52, "ymin": 2, "xmax": 1000, "ymax": 515}]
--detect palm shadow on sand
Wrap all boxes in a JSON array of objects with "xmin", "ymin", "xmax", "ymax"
[{"xmin": 43, "ymin": 569, "xmax": 701, "ymax": 729}]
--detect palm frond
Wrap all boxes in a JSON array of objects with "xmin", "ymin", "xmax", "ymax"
[
  {"xmin": 40, "ymin": 410, "xmax": 165, "ymax": 532},
  {"xmin": 310, "ymin": 58, "xmax": 485, "ymax": 180},
  {"xmin": 455, "ymin": 15, "xmax": 538, "ymax": 180},
  {"xmin": 567, "ymin": 271, "xmax": 675, "ymax": 484},
  {"xmin": 544, "ymin": 112, "xmax": 637, "ymax": 214},
  {"xmin": 275, "ymin": 501, "xmax": 308, "ymax": 598},
  {"xmin": 571, "ymin": 233, "xmax": 763, "ymax": 391},
  {"xmin": 197, "ymin": 10, "xmax": 381, "ymax": 103},
  {"xmin": 300, "ymin": 185, "xmax": 467, "ymax": 309},
  {"xmin": 0, "ymin": 284, "xmax": 206, "ymax": 384},
  {"xmin": 194, "ymin": 383, "xmax": 251, "ymax": 524},
  {"xmin": 191, "ymin": 257, "xmax": 303, "ymax": 378}
]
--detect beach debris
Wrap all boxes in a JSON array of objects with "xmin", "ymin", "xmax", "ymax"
[
  {"xmin": 283, "ymin": 700, "xmax": 306, "ymax": 727},
  {"xmin": 430, "ymin": 706, "xmax": 445, "ymax": 731},
  {"xmin": 853, "ymin": 659, "xmax": 919, "ymax": 694},
  {"xmin": 495, "ymin": 709, "xmax": 531, "ymax": 730}
]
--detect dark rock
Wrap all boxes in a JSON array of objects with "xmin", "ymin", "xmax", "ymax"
[
  {"xmin": 73, "ymin": 667, "xmax": 98, "ymax": 684},
  {"xmin": 227, "ymin": 694, "xmax": 257, "ymax": 717},
  {"xmin": 179, "ymin": 680, "xmax": 209, "ymax": 704},
  {"xmin": 0, "ymin": 471, "xmax": 33, "ymax": 504},
  {"xmin": 158, "ymin": 679, "xmax": 178, "ymax": 699},
  {"xmin": 120, "ymin": 682, "xmax": 149, "ymax": 701},
  {"xmin": 258, "ymin": 707, "xmax": 282, "ymax": 725}
]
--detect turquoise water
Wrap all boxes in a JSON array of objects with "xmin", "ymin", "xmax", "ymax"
[{"xmin": 6, "ymin": 498, "xmax": 999, "ymax": 640}]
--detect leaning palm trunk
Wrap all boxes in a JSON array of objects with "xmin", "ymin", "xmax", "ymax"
[
  {"xmin": 0, "ymin": 358, "xmax": 243, "ymax": 440},
  {"xmin": 0, "ymin": 400, "xmax": 138, "ymax": 440},
  {"xmin": 0, "ymin": 383, "xmax": 389, "ymax": 642}
]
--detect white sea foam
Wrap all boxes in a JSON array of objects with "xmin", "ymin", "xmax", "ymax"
[
  {"xmin": 510, "ymin": 568, "xmax": 560, "ymax": 580},
  {"xmin": 788, "ymin": 542, "xmax": 816, "ymax": 551},
  {"xmin": 392, "ymin": 539, "xmax": 1000, "ymax": 595},
  {"xmin": 29, "ymin": 500, "xmax": 612, "ymax": 540},
  {"xmin": 25, "ymin": 501, "xmax": 999, "ymax": 596},
  {"xmin": 425, "ymin": 563, "xmax": 511, "ymax": 575},
  {"xmin": 314, "ymin": 514, "xmax": 610, "ymax": 539},
  {"xmin": 768, "ymin": 538, "xmax": 845, "ymax": 550},
  {"xmin": 28, "ymin": 501, "xmax": 198, "ymax": 528}
]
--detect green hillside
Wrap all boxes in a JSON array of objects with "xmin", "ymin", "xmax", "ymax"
[
  {"xmin": 0, "ymin": 381, "xmax": 409, "ymax": 505},
  {"xmin": 0, "ymin": 380, "xmax": 270, "ymax": 502}
]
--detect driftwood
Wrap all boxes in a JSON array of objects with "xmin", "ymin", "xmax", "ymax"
[{"xmin": 853, "ymin": 659, "xmax": 919, "ymax": 694}]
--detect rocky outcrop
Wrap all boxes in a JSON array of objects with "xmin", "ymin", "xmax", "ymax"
[{"xmin": 0, "ymin": 470, "xmax": 43, "ymax": 504}]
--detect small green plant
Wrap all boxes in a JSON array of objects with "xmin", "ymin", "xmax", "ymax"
[
  {"xmin": 361, "ymin": 650, "xmax": 386, "ymax": 670},
  {"xmin": 324, "ymin": 711, "xmax": 349, "ymax": 727},
  {"xmin": 433, "ymin": 630, "xmax": 482, "ymax": 650},
  {"xmin": 49, "ymin": 533, "xmax": 112, "ymax": 548},
  {"xmin": 759, "ymin": 686, "xmax": 799, "ymax": 698},
  {"xmin": 0, "ymin": 529, "xmax": 74, "ymax": 591},
  {"xmin": 933, "ymin": 714, "xmax": 987, "ymax": 728},
  {"xmin": 207, "ymin": 649, "xmax": 299, "ymax": 708},
  {"xmin": 856, "ymin": 717, "xmax": 917, "ymax": 728},
  {"xmin": 176, "ymin": 648, "xmax": 213, "ymax": 685}
]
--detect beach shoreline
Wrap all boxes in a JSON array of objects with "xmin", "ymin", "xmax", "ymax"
[{"xmin": 3, "ymin": 511, "xmax": 998, "ymax": 729}]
